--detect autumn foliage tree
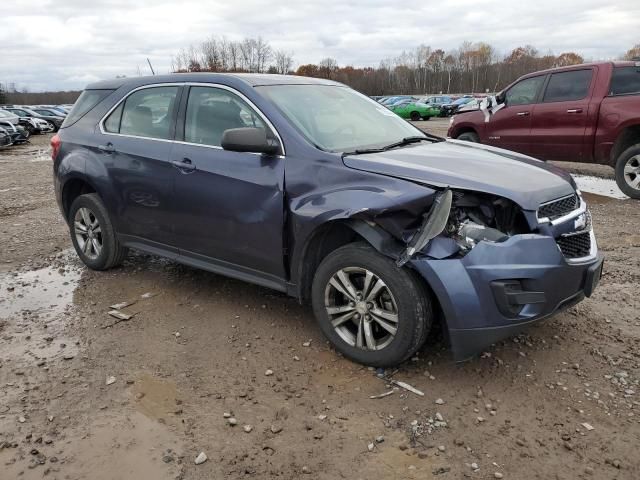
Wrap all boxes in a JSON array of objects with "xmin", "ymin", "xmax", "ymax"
[
  {"xmin": 623, "ymin": 44, "xmax": 640, "ymax": 60},
  {"xmin": 170, "ymin": 38, "xmax": 640, "ymax": 96}
]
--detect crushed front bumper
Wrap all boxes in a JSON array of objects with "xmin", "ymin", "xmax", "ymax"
[{"xmin": 410, "ymin": 234, "xmax": 603, "ymax": 361}]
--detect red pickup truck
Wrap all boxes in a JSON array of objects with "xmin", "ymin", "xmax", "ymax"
[{"xmin": 447, "ymin": 61, "xmax": 640, "ymax": 198}]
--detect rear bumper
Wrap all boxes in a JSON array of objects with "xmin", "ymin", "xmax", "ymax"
[{"xmin": 410, "ymin": 234, "xmax": 603, "ymax": 361}]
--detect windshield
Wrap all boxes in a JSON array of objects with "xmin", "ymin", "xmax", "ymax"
[{"xmin": 258, "ymin": 85, "xmax": 424, "ymax": 152}]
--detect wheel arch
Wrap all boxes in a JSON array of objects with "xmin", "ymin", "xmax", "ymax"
[
  {"xmin": 610, "ymin": 124, "xmax": 640, "ymax": 167},
  {"xmin": 452, "ymin": 125, "xmax": 479, "ymax": 139},
  {"xmin": 294, "ymin": 220, "xmax": 367, "ymax": 304},
  {"xmin": 61, "ymin": 175, "xmax": 99, "ymax": 220},
  {"xmin": 292, "ymin": 219, "xmax": 442, "ymax": 312}
]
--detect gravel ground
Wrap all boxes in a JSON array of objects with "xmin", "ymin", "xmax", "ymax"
[{"xmin": 0, "ymin": 132, "xmax": 638, "ymax": 480}]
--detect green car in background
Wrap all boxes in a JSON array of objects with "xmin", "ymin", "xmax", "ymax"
[{"xmin": 387, "ymin": 100, "xmax": 440, "ymax": 121}]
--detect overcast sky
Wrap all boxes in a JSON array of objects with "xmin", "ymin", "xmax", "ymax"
[{"xmin": 2, "ymin": 0, "xmax": 638, "ymax": 92}]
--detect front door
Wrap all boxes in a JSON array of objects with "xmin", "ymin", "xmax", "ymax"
[
  {"xmin": 529, "ymin": 68, "xmax": 594, "ymax": 161},
  {"xmin": 485, "ymin": 75, "xmax": 546, "ymax": 154},
  {"xmin": 170, "ymin": 85, "xmax": 286, "ymax": 281},
  {"xmin": 99, "ymin": 85, "xmax": 181, "ymax": 247}
]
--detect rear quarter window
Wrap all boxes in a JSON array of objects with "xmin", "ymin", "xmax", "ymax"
[
  {"xmin": 61, "ymin": 89, "xmax": 114, "ymax": 128},
  {"xmin": 610, "ymin": 66, "xmax": 640, "ymax": 96}
]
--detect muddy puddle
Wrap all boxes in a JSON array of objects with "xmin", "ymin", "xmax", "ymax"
[
  {"xmin": 0, "ymin": 410, "xmax": 181, "ymax": 480},
  {"xmin": 0, "ymin": 256, "xmax": 82, "ymax": 362},
  {"xmin": 132, "ymin": 374, "xmax": 179, "ymax": 421},
  {"xmin": 572, "ymin": 175, "xmax": 629, "ymax": 201}
]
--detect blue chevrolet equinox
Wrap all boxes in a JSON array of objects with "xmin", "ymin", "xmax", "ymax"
[{"xmin": 52, "ymin": 73, "xmax": 604, "ymax": 366}]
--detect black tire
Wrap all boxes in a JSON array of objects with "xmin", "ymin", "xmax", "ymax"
[
  {"xmin": 23, "ymin": 123, "xmax": 35, "ymax": 135},
  {"xmin": 68, "ymin": 193, "xmax": 128, "ymax": 270},
  {"xmin": 311, "ymin": 243, "xmax": 432, "ymax": 367},
  {"xmin": 410, "ymin": 111, "xmax": 421, "ymax": 121},
  {"xmin": 456, "ymin": 131, "xmax": 480, "ymax": 143},
  {"xmin": 614, "ymin": 144, "xmax": 640, "ymax": 199}
]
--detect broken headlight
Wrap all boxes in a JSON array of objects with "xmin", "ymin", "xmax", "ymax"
[{"xmin": 443, "ymin": 192, "xmax": 527, "ymax": 254}]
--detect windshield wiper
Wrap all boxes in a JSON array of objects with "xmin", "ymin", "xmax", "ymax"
[{"xmin": 343, "ymin": 136, "xmax": 435, "ymax": 156}]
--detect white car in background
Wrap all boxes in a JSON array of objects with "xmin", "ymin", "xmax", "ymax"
[{"xmin": 0, "ymin": 108, "xmax": 20, "ymax": 126}]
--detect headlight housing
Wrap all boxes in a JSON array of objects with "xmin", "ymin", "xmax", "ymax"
[{"xmin": 441, "ymin": 191, "xmax": 529, "ymax": 255}]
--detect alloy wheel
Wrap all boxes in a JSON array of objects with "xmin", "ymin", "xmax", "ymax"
[
  {"xmin": 624, "ymin": 155, "xmax": 640, "ymax": 191},
  {"xmin": 74, "ymin": 207, "xmax": 103, "ymax": 260},
  {"xmin": 324, "ymin": 267, "xmax": 399, "ymax": 351}
]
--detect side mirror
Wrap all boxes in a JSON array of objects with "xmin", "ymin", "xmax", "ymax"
[
  {"xmin": 496, "ymin": 91, "xmax": 506, "ymax": 105},
  {"xmin": 221, "ymin": 127, "xmax": 280, "ymax": 155}
]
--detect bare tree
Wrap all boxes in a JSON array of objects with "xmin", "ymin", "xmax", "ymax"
[
  {"xmin": 318, "ymin": 57, "xmax": 339, "ymax": 79},
  {"xmin": 169, "ymin": 38, "xmax": 612, "ymax": 96},
  {"xmin": 274, "ymin": 50, "xmax": 294, "ymax": 74}
]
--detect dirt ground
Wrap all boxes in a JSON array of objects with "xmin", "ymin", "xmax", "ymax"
[{"xmin": 1, "ymin": 124, "xmax": 638, "ymax": 480}]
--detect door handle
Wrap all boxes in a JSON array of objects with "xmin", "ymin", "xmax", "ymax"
[
  {"xmin": 171, "ymin": 157, "xmax": 196, "ymax": 173},
  {"xmin": 566, "ymin": 108, "xmax": 583, "ymax": 113},
  {"xmin": 98, "ymin": 143, "xmax": 115, "ymax": 153},
  {"xmin": 516, "ymin": 111, "xmax": 530, "ymax": 117}
]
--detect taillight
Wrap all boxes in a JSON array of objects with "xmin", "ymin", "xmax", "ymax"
[{"xmin": 51, "ymin": 134, "xmax": 61, "ymax": 161}]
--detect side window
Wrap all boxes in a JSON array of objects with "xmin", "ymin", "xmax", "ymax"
[
  {"xmin": 543, "ymin": 70, "xmax": 593, "ymax": 103},
  {"xmin": 104, "ymin": 86, "xmax": 179, "ymax": 139},
  {"xmin": 610, "ymin": 66, "xmax": 640, "ymax": 96},
  {"xmin": 184, "ymin": 86, "xmax": 268, "ymax": 147},
  {"xmin": 104, "ymin": 103, "xmax": 123, "ymax": 133},
  {"xmin": 505, "ymin": 76, "xmax": 545, "ymax": 106}
]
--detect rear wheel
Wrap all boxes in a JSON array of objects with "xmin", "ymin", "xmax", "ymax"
[
  {"xmin": 68, "ymin": 193, "xmax": 128, "ymax": 270},
  {"xmin": 456, "ymin": 131, "xmax": 480, "ymax": 143},
  {"xmin": 311, "ymin": 243, "xmax": 432, "ymax": 366},
  {"xmin": 615, "ymin": 145, "xmax": 640, "ymax": 199},
  {"xmin": 410, "ymin": 111, "xmax": 421, "ymax": 121}
]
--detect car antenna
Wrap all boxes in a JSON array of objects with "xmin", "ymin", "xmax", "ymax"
[{"xmin": 147, "ymin": 58, "xmax": 156, "ymax": 75}]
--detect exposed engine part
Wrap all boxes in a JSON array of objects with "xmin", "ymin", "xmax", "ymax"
[{"xmin": 442, "ymin": 191, "xmax": 529, "ymax": 255}]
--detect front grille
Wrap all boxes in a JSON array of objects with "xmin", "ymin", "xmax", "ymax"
[
  {"xmin": 538, "ymin": 194, "xmax": 579, "ymax": 220},
  {"xmin": 557, "ymin": 230, "xmax": 591, "ymax": 258}
]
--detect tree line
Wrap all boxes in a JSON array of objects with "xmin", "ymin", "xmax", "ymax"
[
  {"xmin": 2, "ymin": 41, "xmax": 638, "ymax": 104},
  {"xmin": 173, "ymin": 38, "xmax": 640, "ymax": 95},
  {"xmin": 0, "ymin": 83, "xmax": 80, "ymax": 105}
]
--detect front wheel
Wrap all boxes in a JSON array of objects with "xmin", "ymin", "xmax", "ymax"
[
  {"xmin": 311, "ymin": 243, "xmax": 432, "ymax": 366},
  {"xmin": 68, "ymin": 193, "xmax": 128, "ymax": 270},
  {"xmin": 615, "ymin": 145, "xmax": 640, "ymax": 199},
  {"xmin": 410, "ymin": 111, "xmax": 421, "ymax": 121}
]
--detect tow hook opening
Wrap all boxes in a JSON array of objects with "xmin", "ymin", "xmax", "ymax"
[{"xmin": 490, "ymin": 280, "xmax": 546, "ymax": 318}]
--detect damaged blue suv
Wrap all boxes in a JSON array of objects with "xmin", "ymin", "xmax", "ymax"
[{"xmin": 52, "ymin": 74, "xmax": 604, "ymax": 366}]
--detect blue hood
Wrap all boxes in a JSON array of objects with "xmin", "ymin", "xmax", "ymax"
[{"xmin": 343, "ymin": 139, "xmax": 576, "ymax": 211}]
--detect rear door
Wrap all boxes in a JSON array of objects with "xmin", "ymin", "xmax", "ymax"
[
  {"xmin": 170, "ymin": 85, "xmax": 286, "ymax": 282},
  {"xmin": 529, "ymin": 68, "xmax": 595, "ymax": 161},
  {"xmin": 485, "ymin": 75, "xmax": 546, "ymax": 154},
  {"xmin": 99, "ymin": 85, "xmax": 181, "ymax": 248}
]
